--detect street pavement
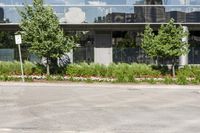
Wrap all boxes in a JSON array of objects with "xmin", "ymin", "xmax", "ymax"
[{"xmin": 0, "ymin": 82, "xmax": 200, "ymax": 133}]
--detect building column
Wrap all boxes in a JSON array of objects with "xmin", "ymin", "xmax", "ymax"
[
  {"xmin": 94, "ymin": 31, "xmax": 113, "ymax": 65},
  {"xmin": 179, "ymin": 26, "xmax": 189, "ymax": 66}
]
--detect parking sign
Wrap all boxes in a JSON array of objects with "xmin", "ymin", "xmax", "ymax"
[{"xmin": 15, "ymin": 35, "xmax": 22, "ymax": 45}]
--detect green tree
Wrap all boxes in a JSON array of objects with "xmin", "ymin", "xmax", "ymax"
[
  {"xmin": 141, "ymin": 25, "xmax": 157, "ymax": 62},
  {"xmin": 18, "ymin": 0, "xmax": 74, "ymax": 75},
  {"xmin": 141, "ymin": 19, "xmax": 189, "ymax": 77}
]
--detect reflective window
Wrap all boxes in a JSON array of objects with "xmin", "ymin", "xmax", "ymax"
[
  {"xmin": 189, "ymin": 0, "xmax": 200, "ymax": 5},
  {"xmin": 127, "ymin": 0, "xmax": 200, "ymax": 5},
  {"xmin": 146, "ymin": 0, "xmax": 163, "ymax": 5},
  {"xmin": 111, "ymin": 7, "xmax": 134, "ymax": 23},
  {"xmin": 56, "ymin": 5, "xmax": 200, "ymax": 23},
  {"xmin": 85, "ymin": 6, "xmax": 134, "ymax": 23},
  {"xmin": 45, "ymin": 0, "xmax": 85, "ymax": 5},
  {"xmin": 3, "ymin": 7, "xmax": 22, "ymax": 23},
  {"xmin": 86, "ymin": 0, "xmax": 126, "ymax": 5},
  {"xmin": 85, "ymin": 6, "xmax": 110, "ymax": 23},
  {"xmin": 134, "ymin": 6, "xmax": 166, "ymax": 22},
  {"xmin": 127, "ymin": 0, "xmax": 166, "ymax": 5},
  {"xmin": 45, "ymin": 0, "xmax": 65, "ymax": 5},
  {"xmin": 127, "ymin": 0, "xmax": 145, "ymax": 5},
  {"xmin": 0, "ymin": 0, "xmax": 32, "ymax": 5},
  {"xmin": 61, "ymin": 7, "xmax": 86, "ymax": 23},
  {"xmin": 163, "ymin": 0, "xmax": 187, "ymax": 5},
  {"xmin": 165, "ymin": 6, "xmax": 186, "ymax": 22},
  {"xmin": 1, "ymin": 0, "xmax": 200, "ymax": 24},
  {"xmin": 186, "ymin": 7, "xmax": 200, "ymax": 22},
  {"xmin": 52, "ymin": 6, "xmax": 65, "ymax": 22},
  {"xmin": 1, "ymin": 0, "xmax": 200, "ymax": 5}
]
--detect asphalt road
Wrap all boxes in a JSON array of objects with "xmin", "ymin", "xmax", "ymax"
[{"xmin": 0, "ymin": 82, "xmax": 200, "ymax": 133}]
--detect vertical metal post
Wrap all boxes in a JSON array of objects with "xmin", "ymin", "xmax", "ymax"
[{"xmin": 18, "ymin": 44, "xmax": 25, "ymax": 82}]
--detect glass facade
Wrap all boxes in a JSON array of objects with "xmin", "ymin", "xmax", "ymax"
[{"xmin": 0, "ymin": 0, "xmax": 200, "ymax": 23}]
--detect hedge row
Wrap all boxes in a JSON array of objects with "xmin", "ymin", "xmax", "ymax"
[{"xmin": 1, "ymin": 61, "xmax": 200, "ymax": 84}]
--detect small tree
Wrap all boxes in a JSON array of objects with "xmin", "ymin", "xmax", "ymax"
[
  {"xmin": 156, "ymin": 19, "xmax": 189, "ymax": 77},
  {"xmin": 141, "ymin": 19, "xmax": 189, "ymax": 77},
  {"xmin": 141, "ymin": 25, "xmax": 158, "ymax": 64},
  {"xmin": 18, "ymin": 0, "xmax": 74, "ymax": 75}
]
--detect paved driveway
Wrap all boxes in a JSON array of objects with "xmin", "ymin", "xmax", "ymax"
[{"xmin": 0, "ymin": 82, "xmax": 200, "ymax": 133}]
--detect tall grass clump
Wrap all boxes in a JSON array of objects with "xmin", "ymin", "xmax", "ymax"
[
  {"xmin": 177, "ymin": 65, "xmax": 200, "ymax": 84},
  {"xmin": 66, "ymin": 63, "xmax": 106, "ymax": 77},
  {"xmin": 0, "ymin": 61, "xmax": 21, "ymax": 75},
  {"xmin": 0, "ymin": 61, "xmax": 43, "ymax": 75}
]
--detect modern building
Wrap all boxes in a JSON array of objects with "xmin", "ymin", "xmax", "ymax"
[{"xmin": 1, "ymin": 0, "xmax": 200, "ymax": 64}]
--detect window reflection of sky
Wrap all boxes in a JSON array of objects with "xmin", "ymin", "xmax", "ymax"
[
  {"xmin": 0, "ymin": 0, "xmax": 200, "ymax": 5},
  {"xmin": 1, "ymin": 0, "xmax": 200, "ymax": 23}
]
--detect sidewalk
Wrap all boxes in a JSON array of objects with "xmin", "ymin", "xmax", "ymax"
[{"xmin": 0, "ymin": 81, "xmax": 200, "ymax": 90}]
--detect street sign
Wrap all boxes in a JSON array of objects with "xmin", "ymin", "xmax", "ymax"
[
  {"xmin": 15, "ymin": 35, "xmax": 22, "ymax": 45},
  {"xmin": 15, "ymin": 34, "xmax": 25, "ymax": 82}
]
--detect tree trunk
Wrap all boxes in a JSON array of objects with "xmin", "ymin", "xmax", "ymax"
[
  {"xmin": 46, "ymin": 57, "xmax": 50, "ymax": 75},
  {"xmin": 155, "ymin": 57, "xmax": 158, "ymax": 66},
  {"xmin": 172, "ymin": 64, "xmax": 175, "ymax": 78},
  {"xmin": 172, "ymin": 58, "xmax": 176, "ymax": 78}
]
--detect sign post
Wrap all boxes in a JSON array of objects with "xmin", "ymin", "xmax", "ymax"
[{"xmin": 15, "ymin": 34, "xmax": 25, "ymax": 82}]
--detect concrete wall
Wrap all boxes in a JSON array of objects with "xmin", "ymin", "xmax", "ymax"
[
  {"xmin": 94, "ymin": 48, "xmax": 112, "ymax": 65},
  {"xmin": 67, "ymin": 49, "xmax": 73, "ymax": 63},
  {"xmin": 179, "ymin": 26, "xmax": 189, "ymax": 66},
  {"xmin": 94, "ymin": 31, "xmax": 113, "ymax": 65}
]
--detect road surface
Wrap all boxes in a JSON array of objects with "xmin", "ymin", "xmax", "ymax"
[{"xmin": 0, "ymin": 82, "xmax": 200, "ymax": 133}]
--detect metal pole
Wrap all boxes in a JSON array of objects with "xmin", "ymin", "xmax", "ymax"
[{"xmin": 18, "ymin": 44, "xmax": 25, "ymax": 82}]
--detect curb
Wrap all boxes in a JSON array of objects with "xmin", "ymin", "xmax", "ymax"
[{"xmin": 0, "ymin": 82, "xmax": 200, "ymax": 89}]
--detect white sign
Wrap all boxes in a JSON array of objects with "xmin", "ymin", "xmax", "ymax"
[{"xmin": 15, "ymin": 35, "xmax": 22, "ymax": 45}]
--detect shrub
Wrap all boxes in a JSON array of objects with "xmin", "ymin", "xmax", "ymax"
[
  {"xmin": 0, "ymin": 75, "xmax": 20, "ymax": 81},
  {"xmin": 66, "ymin": 64, "xmax": 81, "ymax": 76},
  {"xmin": 152, "ymin": 65, "xmax": 171, "ymax": 75},
  {"xmin": 93, "ymin": 63, "xmax": 107, "ymax": 77},
  {"xmin": 128, "ymin": 63, "xmax": 160, "ymax": 77},
  {"xmin": 24, "ymin": 61, "xmax": 41, "ymax": 75},
  {"xmin": 66, "ymin": 63, "xmax": 160, "ymax": 82},
  {"xmin": 106, "ymin": 63, "xmax": 116, "ymax": 77},
  {"xmin": 177, "ymin": 65, "xmax": 200, "ymax": 84},
  {"xmin": 163, "ymin": 77, "xmax": 174, "ymax": 84},
  {"xmin": 177, "ymin": 66, "xmax": 193, "ymax": 78},
  {"xmin": 112, "ymin": 63, "xmax": 135, "ymax": 82},
  {"xmin": 0, "ymin": 61, "xmax": 20, "ymax": 75},
  {"xmin": 176, "ymin": 75, "xmax": 188, "ymax": 85},
  {"xmin": 146, "ymin": 78, "xmax": 157, "ymax": 84}
]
